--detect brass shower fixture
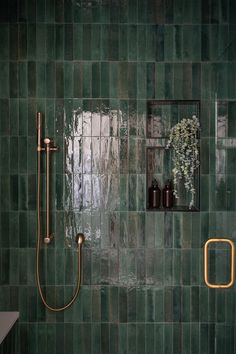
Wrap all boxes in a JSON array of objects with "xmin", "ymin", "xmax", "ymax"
[{"xmin": 36, "ymin": 112, "xmax": 85, "ymax": 311}]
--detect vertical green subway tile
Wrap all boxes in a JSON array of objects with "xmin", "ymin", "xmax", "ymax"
[
  {"xmin": 101, "ymin": 62, "xmax": 110, "ymax": 98},
  {"xmin": 155, "ymin": 63, "xmax": 165, "ymax": 99},
  {"xmin": 82, "ymin": 62, "xmax": 92, "ymax": 98},
  {"xmin": 164, "ymin": 63, "xmax": 173, "ymax": 99},
  {"xmin": 36, "ymin": 62, "xmax": 46, "ymax": 98},
  {"xmin": 0, "ymin": 137, "xmax": 10, "ymax": 173},
  {"xmin": 228, "ymin": 101, "xmax": 236, "ymax": 137},
  {"xmin": 108, "ymin": 25, "xmax": 119, "ymax": 60},
  {"xmin": 146, "ymin": 63, "xmax": 155, "ymax": 99},
  {"xmin": 101, "ymin": 324, "xmax": 109, "ymax": 354},
  {"xmin": 110, "ymin": 1, "xmax": 119, "ymax": 23},
  {"xmin": 183, "ymin": 25, "xmax": 201, "ymax": 61},
  {"xmin": 46, "ymin": 24, "xmax": 55, "ymax": 60},
  {"xmin": 64, "ymin": 0, "xmax": 73, "ymax": 22},
  {"xmin": 46, "ymin": 62, "xmax": 56, "ymax": 98},
  {"xmin": 109, "ymin": 287, "xmax": 119, "ymax": 322},
  {"xmin": 55, "ymin": 24, "xmax": 64, "ymax": 60},
  {"xmin": 64, "ymin": 62, "xmax": 73, "ymax": 98},
  {"xmin": 173, "ymin": 0, "xmax": 183, "ymax": 23},
  {"xmin": 91, "ymin": 25, "xmax": 101, "ymax": 60},
  {"xmin": 1, "ymin": 212, "xmax": 10, "ymax": 247},
  {"xmin": 56, "ymin": 63, "xmax": 64, "ymax": 98},
  {"xmin": 164, "ymin": 25, "xmax": 174, "ymax": 61},
  {"xmin": 19, "ymin": 62, "xmax": 28, "ymax": 98},
  {"xmin": 27, "ymin": 211, "xmax": 36, "ymax": 248},
  {"xmin": 18, "ymin": 137, "xmax": 27, "ymax": 173},
  {"xmin": 10, "ymin": 24, "xmax": 19, "ymax": 60},
  {"xmin": 36, "ymin": 24, "xmax": 46, "ymax": 60},
  {"xmin": 27, "ymin": 99, "xmax": 36, "ymax": 137},
  {"xmin": 19, "ymin": 100, "xmax": 28, "ymax": 136},
  {"xmin": 182, "ymin": 250, "xmax": 191, "ymax": 285},
  {"xmin": 92, "ymin": 63, "xmax": 101, "ymax": 98},
  {"xmin": 127, "ymin": 324, "xmax": 136, "ymax": 354},
  {"xmin": 192, "ymin": 63, "xmax": 201, "ymax": 99},
  {"xmin": 201, "ymin": 25, "xmax": 210, "ymax": 61},
  {"xmin": 73, "ymin": 24, "xmax": 83, "ymax": 60},
  {"xmin": 191, "ymin": 286, "xmax": 199, "ymax": 321},
  {"xmin": 0, "ymin": 24, "xmax": 9, "ymax": 60},
  {"xmin": 217, "ymin": 63, "xmax": 228, "ymax": 99},
  {"xmin": 45, "ymin": 0, "xmax": 55, "ymax": 22},
  {"xmin": 64, "ymin": 24, "xmax": 74, "ymax": 60},
  {"xmin": 9, "ymin": 249, "xmax": 19, "ymax": 284},
  {"xmin": 200, "ymin": 176, "xmax": 209, "ymax": 211},
  {"xmin": 119, "ymin": 287, "xmax": 127, "ymax": 323},
  {"xmin": 164, "ymin": 249, "xmax": 173, "ymax": 285},
  {"xmin": 73, "ymin": 62, "xmax": 83, "ymax": 98},
  {"xmin": 28, "ymin": 62, "xmax": 36, "ymax": 98},
  {"xmin": 155, "ymin": 324, "xmax": 164, "ymax": 354},
  {"xmin": 164, "ymin": 324, "xmax": 173, "ymax": 354},
  {"xmin": 128, "ymin": 63, "xmax": 137, "ymax": 99},
  {"xmin": 27, "ymin": 0, "xmax": 36, "ymax": 22},
  {"xmin": 1, "ymin": 178, "xmax": 10, "ymax": 214},
  {"xmin": 109, "ymin": 324, "xmax": 118, "ymax": 354},
  {"xmin": 128, "ymin": 25, "xmax": 137, "ymax": 61},
  {"xmin": 137, "ymin": 25, "xmax": 146, "ymax": 61},
  {"xmin": 182, "ymin": 66, "xmax": 192, "ymax": 99},
  {"xmin": 0, "ymin": 99, "xmax": 10, "ymax": 136},
  {"xmin": 119, "ymin": 1, "xmax": 128, "ymax": 23},
  {"xmin": 9, "ymin": 62, "xmax": 18, "ymax": 98},
  {"xmin": 128, "ymin": 0, "xmax": 137, "ymax": 22},
  {"xmin": 119, "ymin": 324, "xmax": 128, "ymax": 354},
  {"xmin": 228, "ymin": 62, "xmax": 236, "ymax": 99},
  {"xmin": 0, "ymin": 62, "xmax": 9, "ymax": 98},
  {"xmin": 145, "ymin": 26, "xmax": 156, "ymax": 61},
  {"xmin": 19, "ymin": 24, "xmax": 27, "ymax": 60},
  {"xmin": 27, "ymin": 174, "xmax": 36, "ymax": 210},
  {"xmin": 229, "ymin": 25, "xmax": 236, "ymax": 61},
  {"xmin": 164, "ymin": 213, "xmax": 173, "ymax": 248},
  {"xmin": 137, "ymin": 63, "xmax": 146, "ymax": 99},
  {"xmin": 9, "ymin": 211, "xmax": 19, "ymax": 248},
  {"xmin": 55, "ymin": 0, "xmax": 64, "ymax": 22},
  {"xmin": 101, "ymin": 25, "xmax": 109, "ymax": 60},
  {"xmin": 173, "ymin": 324, "xmax": 181, "ymax": 353},
  {"xmin": 173, "ymin": 63, "xmax": 183, "ymax": 100},
  {"xmin": 36, "ymin": 0, "xmax": 45, "ymax": 22}
]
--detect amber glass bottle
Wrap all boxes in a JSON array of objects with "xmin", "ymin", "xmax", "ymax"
[
  {"xmin": 149, "ymin": 179, "xmax": 161, "ymax": 209},
  {"xmin": 162, "ymin": 180, "xmax": 174, "ymax": 208}
]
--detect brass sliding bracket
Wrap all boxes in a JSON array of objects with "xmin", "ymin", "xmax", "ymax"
[{"xmin": 204, "ymin": 238, "xmax": 235, "ymax": 289}]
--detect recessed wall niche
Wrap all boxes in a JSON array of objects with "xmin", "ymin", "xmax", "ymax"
[{"xmin": 146, "ymin": 100, "xmax": 200, "ymax": 212}]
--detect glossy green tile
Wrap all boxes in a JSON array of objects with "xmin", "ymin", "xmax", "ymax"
[
  {"xmin": 0, "ymin": 24, "xmax": 9, "ymax": 60},
  {"xmin": 9, "ymin": 24, "xmax": 18, "ymax": 60},
  {"xmin": 0, "ymin": 212, "xmax": 10, "ymax": 247},
  {"xmin": 119, "ymin": 25, "xmax": 128, "ymax": 60},
  {"xmin": 64, "ymin": 0, "xmax": 72, "ymax": 22},
  {"xmin": 0, "ymin": 62, "xmax": 9, "ymax": 98}
]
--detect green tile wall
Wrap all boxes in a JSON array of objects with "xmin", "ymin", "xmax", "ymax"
[{"xmin": 0, "ymin": 0, "xmax": 236, "ymax": 353}]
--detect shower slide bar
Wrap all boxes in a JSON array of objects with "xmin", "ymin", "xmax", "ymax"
[
  {"xmin": 36, "ymin": 112, "xmax": 85, "ymax": 311},
  {"xmin": 204, "ymin": 238, "xmax": 235, "ymax": 289}
]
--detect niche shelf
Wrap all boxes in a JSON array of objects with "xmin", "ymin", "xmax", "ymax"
[{"xmin": 146, "ymin": 100, "xmax": 200, "ymax": 212}]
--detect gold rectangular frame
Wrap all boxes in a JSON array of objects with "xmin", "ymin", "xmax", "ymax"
[{"xmin": 204, "ymin": 238, "xmax": 235, "ymax": 289}]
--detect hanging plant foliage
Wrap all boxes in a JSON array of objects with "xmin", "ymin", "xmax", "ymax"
[{"xmin": 166, "ymin": 116, "xmax": 200, "ymax": 209}]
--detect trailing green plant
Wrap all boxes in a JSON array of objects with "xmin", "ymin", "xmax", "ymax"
[{"xmin": 166, "ymin": 116, "xmax": 200, "ymax": 209}]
